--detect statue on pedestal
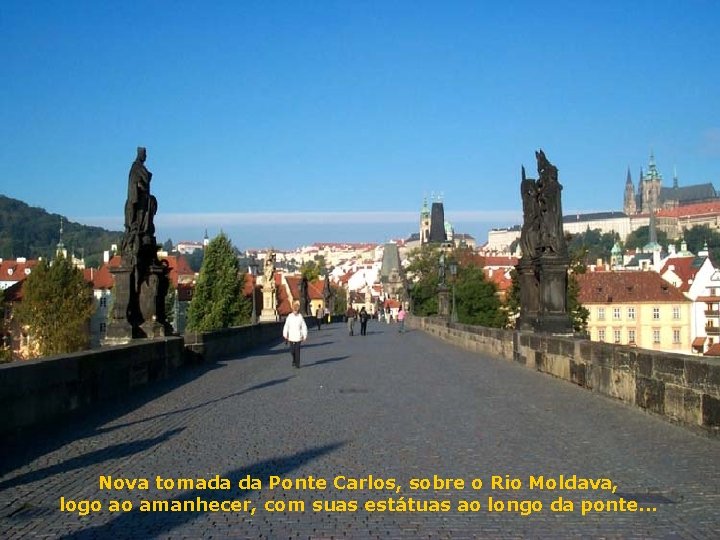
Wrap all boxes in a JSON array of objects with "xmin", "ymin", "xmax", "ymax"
[
  {"xmin": 259, "ymin": 251, "xmax": 279, "ymax": 322},
  {"xmin": 516, "ymin": 150, "xmax": 572, "ymax": 334},
  {"xmin": 105, "ymin": 147, "xmax": 170, "ymax": 343}
]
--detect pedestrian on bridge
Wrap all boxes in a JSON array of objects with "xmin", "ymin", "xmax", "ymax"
[
  {"xmin": 315, "ymin": 306, "xmax": 323, "ymax": 331},
  {"xmin": 346, "ymin": 306, "xmax": 357, "ymax": 336},
  {"xmin": 397, "ymin": 305, "xmax": 406, "ymax": 333},
  {"xmin": 283, "ymin": 300, "xmax": 308, "ymax": 368},
  {"xmin": 359, "ymin": 307, "xmax": 370, "ymax": 336}
]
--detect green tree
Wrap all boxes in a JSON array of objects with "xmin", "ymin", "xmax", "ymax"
[
  {"xmin": 567, "ymin": 228, "xmax": 619, "ymax": 266},
  {"xmin": 405, "ymin": 245, "xmax": 442, "ymax": 316},
  {"xmin": 165, "ymin": 283, "xmax": 176, "ymax": 330},
  {"xmin": 504, "ymin": 268, "xmax": 520, "ymax": 328},
  {"xmin": 186, "ymin": 249, "xmax": 204, "ymax": 272},
  {"xmin": 624, "ymin": 226, "xmax": 668, "ymax": 250},
  {"xmin": 454, "ymin": 265, "xmax": 507, "ymax": 327},
  {"xmin": 186, "ymin": 233, "xmax": 251, "ymax": 332},
  {"xmin": 15, "ymin": 255, "xmax": 95, "ymax": 357},
  {"xmin": 333, "ymin": 286, "xmax": 347, "ymax": 315},
  {"xmin": 300, "ymin": 259, "xmax": 323, "ymax": 281},
  {"xmin": 681, "ymin": 225, "xmax": 720, "ymax": 265}
]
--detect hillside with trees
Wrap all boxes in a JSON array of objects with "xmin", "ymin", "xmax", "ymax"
[{"xmin": 0, "ymin": 195, "xmax": 123, "ymax": 267}]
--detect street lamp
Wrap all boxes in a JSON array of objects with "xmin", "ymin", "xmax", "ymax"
[
  {"xmin": 248, "ymin": 259, "xmax": 259, "ymax": 324},
  {"xmin": 449, "ymin": 259, "xmax": 458, "ymax": 324}
]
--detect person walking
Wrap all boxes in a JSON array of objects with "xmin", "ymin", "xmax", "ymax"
[
  {"xmin": 283, "ymin": 300, "xmax": 308, "ymax": 368},
  {"xmin": 346, "ymin": 306, "xmax": 357, "ymax": 336},
  {"xmin": 397, "ymin": 305, "xmax": 406, "ymax": 333},
  {"xmin": 359, "ymin": 307, "xmax": 370, "ymax": 336},
  {"xmin": 315, "ymin": 306, "xmax": 323, "ymax": 331}
]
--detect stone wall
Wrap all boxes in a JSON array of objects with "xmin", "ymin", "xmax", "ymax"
[
  {"xmin": 0, "ymin": 322, "xmax": 285, "ymax": 435},
  {"xmin": 0, "ymin": 337, "xmax": 184, "ymax": 435},
  {"xmin": 184, "ymin": 321, "xmax": 284, "ymax": 363},
  {"xmin": 408, "ymin": 315, "xmax": 720, "ymax": 435}
]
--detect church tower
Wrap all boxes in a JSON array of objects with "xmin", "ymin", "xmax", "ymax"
[
  {"xmin": 419, "ymin": 197, "xmax": 431, "ymax": 244},
  {"xmin": 640, "ymin": 152, "xmax": 663, "ymax": 214},
  {"xmin": 623, "ymin": 168, "xmax": 636, "ymax": 214}
]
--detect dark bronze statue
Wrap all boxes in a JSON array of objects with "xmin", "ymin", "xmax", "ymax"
[
  {"xmin": 536, "ymin": 150, "xmax": 567, "ymax": 257},
  {"xmin": 516, "ymin": 150, "xmax": 572, "ymax": 334},
  {"xmin": 106, "ymin": 147, "xmax": 170, "ymax": 342}
]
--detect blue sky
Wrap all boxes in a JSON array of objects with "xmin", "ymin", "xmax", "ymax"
[{"xmin": 1, "ymin": 1, "xmax": 719, "ymax": 250}]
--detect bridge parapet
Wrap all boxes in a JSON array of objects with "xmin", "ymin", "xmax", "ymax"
[
  {"xmin": 0, "ymin": 322, "xmax": 285, "ymax": 436},
  {"xmin": 408, "ymin": 315, "xmax": 720, "ymax": 435}
]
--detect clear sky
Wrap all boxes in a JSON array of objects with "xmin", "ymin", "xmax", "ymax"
[{"xmin": 1, "ymin": 1, "xmax": 719, "ymax": 251}]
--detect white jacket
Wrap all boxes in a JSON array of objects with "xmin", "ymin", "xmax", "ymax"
[{"xmin": 283, "ymin": 312, "xmax": 308, "ymax": 342}]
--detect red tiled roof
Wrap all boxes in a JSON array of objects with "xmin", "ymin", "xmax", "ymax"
[
  {"xmin": 479, "ymin": 256, "xmax": 519, "ymax": 268},
  {"xmin": 0, "ymin": 259, "xmax": 38, "ymax": 283},
  {"xmin": 576, "ymin": 271, "xmax": 688, "ymax": 304},
  {"xmin": 704, "ymin": 343, "xmax": 720, "ymax": 356},
  {"xmin": 657, "ymin": 200, "xmax": 720, "ymax": 219},
  {"xmin": 659, "ymin": 256, "xmax": 702, "ymax": 293}
]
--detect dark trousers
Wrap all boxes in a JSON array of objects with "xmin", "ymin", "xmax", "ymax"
[
  {"xmin": 360, "ymin": 320, "xmax": 368, "ymax": 336},
  {"xmin": 289, "ymin": 341, "xmax": 301, "ymax": 367}
]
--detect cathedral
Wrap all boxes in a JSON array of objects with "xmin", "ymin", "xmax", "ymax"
[{"xmin": 623, "ymin": 152, "xmax": 718, "ymax": 215}]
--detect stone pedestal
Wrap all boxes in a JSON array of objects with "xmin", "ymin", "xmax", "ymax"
[
  {"xmin": 104, "ymin": 265, "xmax": 135, "ymax": 345},
  {"xmin": 437, "ymin": 286, "xmax": 450, "ymax": 318},
  {"xmin": 259, "ymin": 288, "xmax": 278, "ymax": 322},
  {"xmin": 516, "ymin": 259, "xmax": 539, "ymax": 331},
  {"xmin": 537, "ymin": 256, "xmax": 573, "ymax": 334},
  {"xmin": 138, "ymin": 263, "xmax": 171, "ymax": 338}
]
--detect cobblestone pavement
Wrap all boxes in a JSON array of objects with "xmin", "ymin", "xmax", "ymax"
[{"xmin": 1, "ymin": 321, "xmax": 719, "ymax": 539}]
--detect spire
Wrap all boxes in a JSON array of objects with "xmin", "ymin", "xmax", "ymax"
[
  {"xmin": 647, "ymin": 150, "xmax": 662, "ymax": 181},
  {"xmin": 673, "ymin": 165, "xmax": 678, "ymax": 189},
  {"xmin": 56, "ymin": 216, "xmax": 67, "ymax": 259},
  {"xmin": 625, "ymin": 167, "xmax": 632, "ymax": 185}
]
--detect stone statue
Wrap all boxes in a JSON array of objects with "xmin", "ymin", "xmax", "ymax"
[
  {"xmin": 535, "ymin": 150, "xmax": 567, "ymax": 257},
  {"xmin": 520, "ymin": 166, "xmax": 540, "ymax": 259},
  {"xmin": 516, "ymin": 150, "xmax": 572, "ymax": 334},
  {"xmin": 263, "ymin": 251, "xmax": 276, "ymax": 291},
  {"xmin": 122, "ymin": 147, "xmax": 157, "ymax": 262},
  {"xmin": 300, "ymin": 277, "xmax": 310, "ymax": 315},
  {"xmin": 438, "ymin": 252, "xmax": 446, "ymax": 285},
  {"xmin": 106, "ymin": 147, "xmax": 170, "ymax": 343}
]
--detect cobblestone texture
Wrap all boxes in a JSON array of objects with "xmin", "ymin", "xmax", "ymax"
[{"xmin": 1, "ymin": 321, "xmax": 719, "ymax": 539}]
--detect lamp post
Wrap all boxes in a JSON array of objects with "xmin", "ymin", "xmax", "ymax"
[
  {"xmin": 248, "ymin": 259, "xmax": 259, "ymax": 324},
  {"xmin": 449, "ymin": 259, "xmax": 458, "ymax": 324}
]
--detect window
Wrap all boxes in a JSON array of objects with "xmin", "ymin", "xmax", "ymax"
[
  {"xmin": 672, "ymin": 328, "xmax": 681, "ymax": 344},
  {"xmin": 613, "ymin": 308, "xmax": 621, "ymax": 321},
  {"xmin": 653, "ymin": 328, "xmax": 661, "ymax": 344},
  {"xmin": 598, "ymin": 308, "xmax": 605, "ymax": 321},
  {"xmin": 100, "ymin": 323, "xmax": 106, "ymax": 333},
  {"xmin": 628, "ymin": 329, "xmax": 636, "ymax": 344},
  {"xmin": 613, "ymin": 329, "xmax": 622, "ymax": 344},
  {"xmin": 653, "ymin": 307, "xmax": 660, "ymax": 320},
  {"xmin": 598, "ymin": 328, "xmax": 606, "ymax": 342},
  {"xmin": 672, "ymin": 306, "xmax": 680, "ymax": 320},
  {"xmin": 627, "ymin": 307, "xmax": 635, "ymax": 320},
  {"xmin": 100, "ymin": 297, "xmax": 107, "ymax": 308}
]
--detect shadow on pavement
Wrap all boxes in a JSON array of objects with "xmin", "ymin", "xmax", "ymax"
[
  {"xmin": 307, "ymin": 356, "xmax": 350, "ymax": 368},
  {"xmin": 0, "ymin": 428, "xmax": 185, "ymax": 491},
  {"xmin": 62, "ymin": 442, "xmax": 345, "ymax": 539},
  {"xmin": 0, "ymin": 350, "xmax": 293, "ymax": 477}
]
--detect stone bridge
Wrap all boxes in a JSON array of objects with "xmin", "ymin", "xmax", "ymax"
[{"xmin": 1, "ymin": 320, "xmax": 718, "ymax": 538}]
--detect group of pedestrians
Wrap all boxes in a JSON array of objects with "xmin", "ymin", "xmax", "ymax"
[
  {"xmin": 282, "ymin": 301, "xmax": 407, "ymax": 369},
  {"xmin": 345, "ymin": 306, "xmax": 371, "ymax": 336}
]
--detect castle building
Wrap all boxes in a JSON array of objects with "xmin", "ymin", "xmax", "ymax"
[{"xmin": 624, "ymin": 152, "xmax": 718, "ymax": 215}]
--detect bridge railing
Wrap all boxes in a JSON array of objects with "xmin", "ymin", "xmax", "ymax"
[
  {"xmin": 408, "ymin": 315, "xmax": 720, "ymax": 436},
  {"xmin": 0, "ymin": 322, "xmax": 285, "ymax": 436}
]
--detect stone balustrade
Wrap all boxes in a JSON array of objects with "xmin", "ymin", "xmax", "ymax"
[{"xmin": 408, "ymin": 315, "xmax": 720, "ymax": 435}]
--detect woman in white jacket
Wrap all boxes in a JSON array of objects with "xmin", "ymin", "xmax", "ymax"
[{"xmin": 283, "ymin": 300, "xmax": 308, "ymax": 368}]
